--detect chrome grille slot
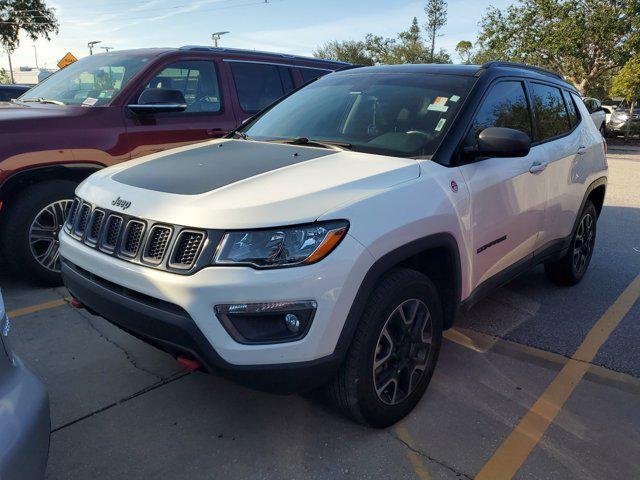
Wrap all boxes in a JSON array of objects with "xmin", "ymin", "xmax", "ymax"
[
  {"xmin": 169, "ymin": 230, "xmax": 205, "ymax": 269},
  {"xmin": 101, "ymin": 215, "xmax": 123, "ymax": 251},
  {"xmin": 65, "ymin": 198, "xmax": 80, "ymax": 231},
  {"xmin": 143, "ymin": 226, "xmax": 172, "ymax": 264},
  {"xmin": 85, "ymin": 209, "xmax": 105, "ymax": 244},
  {"xmin": 120, "ymin": 220, "xmax": 145, "ymax": 257},
  {"xmin": 74, "ymin": 203, "xmax": 92, "ymax": 237}
]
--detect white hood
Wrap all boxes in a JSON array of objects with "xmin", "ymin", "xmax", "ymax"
[{"xmin": 77, "ymin": 139, "xmax": 420, "ymax": 229}]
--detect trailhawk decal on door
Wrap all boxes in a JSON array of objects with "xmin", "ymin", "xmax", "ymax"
[
  {"xmin": 112, "ymin": 140, "xmax": 337, "ymax": 195},
  {"xmin": 477, "ymin": 235, "xmax": 507, "ymax": 254}
]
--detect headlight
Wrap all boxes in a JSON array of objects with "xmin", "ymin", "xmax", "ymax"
[{"xmin": 214, "ymin": 220, "xmax": 348, "ymax": 268}]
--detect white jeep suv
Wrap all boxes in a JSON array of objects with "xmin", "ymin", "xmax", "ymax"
[{"xmin": 60, "ymin": 62, "xmax": 607, "ymax": 427}]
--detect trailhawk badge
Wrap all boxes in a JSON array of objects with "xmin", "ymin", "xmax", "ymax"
[{"xmin": 111, "ymin": 196, "xmax": 131, "ymax": 210}]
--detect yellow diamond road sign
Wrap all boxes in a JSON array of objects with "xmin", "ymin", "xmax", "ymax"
[{"xmin": 57, "ymin": 52, "xmax": 78, "ymax": 69}]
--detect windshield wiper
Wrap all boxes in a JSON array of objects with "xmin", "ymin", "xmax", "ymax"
[
  {"xmin": 21, "ymin": 97, "xmax": 66, "ymax": 106},
  {"xmin": 231, "ymin": 131, "xmax": 250, "ymax": 140},
  {"xmin": 270, "ymin": 137, "xmax": 352, "ymax": 151}
]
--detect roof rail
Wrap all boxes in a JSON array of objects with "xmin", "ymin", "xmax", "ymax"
[
  {"xmin": 481, "ymin": 61, "xmax": 564, "ymax": 81},
  {"xmin": 178, "ymin": 45, "xmax": 351, "ymax": 65}
]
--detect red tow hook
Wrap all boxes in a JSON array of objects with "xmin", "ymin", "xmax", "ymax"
[
  {"xmin": 177, "ymin": 356, "xmax": 201, "ymax": 371},
  {"xmin": 70, "ymin": 297, "xmax": 84, "ymax": 309}
]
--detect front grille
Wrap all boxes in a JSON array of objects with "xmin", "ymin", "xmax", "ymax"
[
  {"xmin": 102, "ymin": 215, "xmax": 123, "ymax": 250},
  {"xmin": 74, "ymin": 203, "xmax": 91, "ymax": 237},
  {"xmin": 170, "ymin": 231, "xmax": 205, "ymax": 269},
  {"xmin": 143, "ymin": 226, "xmax": 172, "ymax": 263},
  {"xmin": 120, "ymin": 220, "xmax": 145, "ymax": 257},
  {"xmin": 65, "ymin": 198, "xmax": 80, "ymax": 230},
  {"xmin": 67, "ymin": 197, "xmax": 215, "ymax": 274},
  {"xmin": 86, "ymin": 209, "xmax": 105, "ymax": 243}
]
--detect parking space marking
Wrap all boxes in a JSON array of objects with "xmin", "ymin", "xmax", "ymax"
[
  {"xmin": 395, "ymin": 425, "xmax": 432, "ymax": 480},
  {"xmin": 475, "ymin": 273, "xmax": 640, "ymax": 480},
  {"xmin": 7, "ymin": 297, "xmax": 70, "ymax": 318}
]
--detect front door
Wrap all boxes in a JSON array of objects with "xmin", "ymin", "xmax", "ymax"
[
  {"xmin": 459, "ymin": 80, "xmax": 548, "ymax": 289},
  {"xmin": 124, "ymin": 59, "xmax": 237, "ymax": 159}
]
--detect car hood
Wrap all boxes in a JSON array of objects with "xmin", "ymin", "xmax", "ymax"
[{"xmin": 77, "ymin": 139, "xmax": 420, "ymax": 229}]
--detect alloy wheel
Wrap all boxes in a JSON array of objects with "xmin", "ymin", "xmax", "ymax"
[
  {"xmin": 372, "ymin": 298, "xmax": 433, "ymax": 406},
  {"xmin": 573, "ymin": 212, "xmax": 595, "ymax": 274},
  {"xmin": 28, "ymin": 199, "xmax": 73, "ymax": 272}
]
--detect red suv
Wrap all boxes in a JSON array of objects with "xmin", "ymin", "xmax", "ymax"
[{"xmin": 0, "ymin": 46, "xmax": 348, "ymax": 284}]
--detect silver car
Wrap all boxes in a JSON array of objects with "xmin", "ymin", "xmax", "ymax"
[{"xmin": 0, "ymin": 291, "xmax": 50, "ymax": 479}]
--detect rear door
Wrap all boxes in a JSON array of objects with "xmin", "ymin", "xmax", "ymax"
[
  {"xmin": 225, "ymin": 60, "xmax": 297, "ymax": 123},
  {"xmin": 123, "ymin": 58, "xmax": 237, "ymax": 159},
  {"xmin": 459, "ymin": 80, "xmax": 548, "ymax": 288}
]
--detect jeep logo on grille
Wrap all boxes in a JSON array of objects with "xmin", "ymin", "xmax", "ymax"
[{"xmin": 111, "ymin": 196, "xmax": 131, "ymax": 210}]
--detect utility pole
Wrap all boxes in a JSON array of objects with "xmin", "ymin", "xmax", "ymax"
[
  {"xmin": 100, "ymin": 46, "xmax": 114, "ymax": 53},
  {"xmin": 211, "ymin": 31, "xmax": 229, "ymax": 47},
  {"xmin": 88, "ymin": 40, "xmax": 102, "ymax": 55},
  {"xmin": 33, "ymin": 45, "xmax": 39, "ymax": 69},
  {"xmin": 7, "ymin": 51, "xmax": 14, "ymax": 84}
]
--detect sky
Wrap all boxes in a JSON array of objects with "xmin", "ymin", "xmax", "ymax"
[{"xmin": 1, "ymin": 0, "xmax": 513, "ymax": 71}]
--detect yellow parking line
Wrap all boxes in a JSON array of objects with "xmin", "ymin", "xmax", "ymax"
[
  {"xmin": 7, "ymin": 297, "xmax": 70, "ymax": 318},
  {"xmin": 475, "ymin": 273, "xmax": 640, "ymax": 480},
  {"xmin": 395, "ymin": 425, "xmax": 432, "ymax": 480}
]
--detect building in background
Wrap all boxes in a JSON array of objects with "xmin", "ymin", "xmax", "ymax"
[{"xmin": 11, "ymin": 67, "xmax": 57, "ymax": 85}]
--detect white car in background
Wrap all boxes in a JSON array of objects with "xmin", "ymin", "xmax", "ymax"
[{"xmin": 583, "ymin": 98, "xmax": 606, "ymax": 135}]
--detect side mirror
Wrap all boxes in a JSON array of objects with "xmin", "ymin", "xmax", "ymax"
[
  {"xmin": 467, "ymin": 127, "xmax": 531, "ymax": 158},
  {"xmin": 128, "ymin": 88, "xmax": 187, "ymax": 114}
]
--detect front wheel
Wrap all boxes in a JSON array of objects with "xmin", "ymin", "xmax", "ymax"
[
  {"xmin": 545, "ymin": 201, "xmax": 597, "ymax": 286},
  {"xmin": 1, "ymin": 180, "xmax": 77, "ymax": 286},
  {"xmin": 327, "ymin": 269, "xmax": 443, "ymax": 427}
]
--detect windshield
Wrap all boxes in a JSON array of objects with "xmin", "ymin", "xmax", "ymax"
[
  {"xmin": 242, "ymin": 72, "xmax": 475, "ymax": 158},
  {"xmin": 21, "ymin": 53, "xmax": 151, "ymax": 106}
]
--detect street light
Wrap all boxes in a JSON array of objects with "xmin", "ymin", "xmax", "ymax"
[
  {"xmin": 211, "ymin": 31, "xmax": 229, "ymax": 48},
  {"xmin": 87, "ymin": 41, "xmax": 102, "ymax": 55}
]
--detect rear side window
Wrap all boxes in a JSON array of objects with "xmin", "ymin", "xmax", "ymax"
[
  {"xmin": 230, "ymin": 62, "xmax": 295, "ymax": 113},
  {"xmin": 300, "ymin": 68, "xmax": 330, "ymax": 84},
  {"xmin": 562, "ymin": 90, "xmax": 580, "ymax": 127},
  {"xmin": 466, "ymin": 81, "xmax": 532, "ymax": 144},
  {"xmin": 146, "ymin": 60, "xmax": 221, "ymax": 113},
  {"xmin": 530, "ymin": 83, "xmax": 571, "ymax": 141}
]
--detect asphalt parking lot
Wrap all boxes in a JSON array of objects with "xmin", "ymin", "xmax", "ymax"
[{"xmin": 2, "ymin": 150, "xmax": 639, "ymax": 480}]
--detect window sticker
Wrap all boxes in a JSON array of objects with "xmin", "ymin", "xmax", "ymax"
[
  {"xmin": 427, "ymin": 103, "xmax": 449, "ymax": 113},
  {"xmin": 450, "ymin": 95, "xmax": 460, "ymax": 102},
  {"xmin": 434, "ymin": 96, "xmax": 448, "ymax": 106},
  {"xmin": 82, "ymin": 97, "xmax": 98, "ymax": 106},
  {"xmin": 435, "ymin": 118, "xmax": 447, "ymax": 131}
]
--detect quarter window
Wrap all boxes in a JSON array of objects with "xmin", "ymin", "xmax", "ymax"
[
  {"xmin": 146, "ymin": 61, "xmax": 221, "ymax": 113},
  {"xmin": 230, "ymin": 62, "xmax": 295, "ymax": 113},
  {"xmin": 530, "ymin": 83, "xmax": 571, "ymax": 141},
  {"xmin": 300, "ymin": 68, "xmax": 331, "ymax": 84},
  {"xmin": 467, "ymin": 81, "xmax": 532, "ymax": 144},
  {"xmin": 563, "ymin": 90, "xmax": 580, "ymax": 127}
]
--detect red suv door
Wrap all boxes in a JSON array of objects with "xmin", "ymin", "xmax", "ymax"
[{"xmin": 123, "ymin": 57, "xmax": 237, "ymax": 159}]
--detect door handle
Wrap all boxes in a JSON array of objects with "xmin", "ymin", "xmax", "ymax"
[
  {"xmin": 206, "ymin": 128, "xmax": 226, "ymax": 137},
  {"xmin": 529, "ymin": 161, "xmax": 547, "ymax": 174},
  {"xmin": 577, "ymin": 146, "xmax": 588, "ymax": 155}
]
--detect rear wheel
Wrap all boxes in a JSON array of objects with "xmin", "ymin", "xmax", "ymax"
[
  {"xmin": 327, "ymin": 269, "xmax": 442, "ymax": 427},
  {"xmin": 1, "ymin": 180, "xmax": 77, "ymax": 286},
  {"xmin": 545, "ymin": 201, "xmax": 597, "ymax": 286}
]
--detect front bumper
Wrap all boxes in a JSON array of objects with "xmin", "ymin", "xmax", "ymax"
[
  {"xmin": 0, "ymin": 355, "xmax": 50, "ymax": 480},
  {"xmin": 60, "ymin": 230, "xmax": 374, "ymax": 391}
]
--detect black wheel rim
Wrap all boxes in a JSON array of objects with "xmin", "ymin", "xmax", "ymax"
[
  {"xmin": 28, "ymin": 199, "xmax": 73, "ymax": 272},
  {"xmin": 372, "ymin": 298, "xmax": 433, "ymax": 406},
  {"xmin": 573, "ymin": 212, "xmax": 595, "ymax": 274}
]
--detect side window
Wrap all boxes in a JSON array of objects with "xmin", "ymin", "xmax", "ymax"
[
  {"xmin": 530, "ymin": 83, "xmax": 571, "ymax": 140},
  {"xmin": 562, "ymin": 90, "xmax": 580, "ymax": 127},
  {"xmin": 279, "ymin": 67, "xmax": 295, "ymax": 94},
  {"xmin": 466, "ymin": 81, "xmax": 532, "ymax": 145},
  {"xmin": 146, "ymin": 61, "xmax": 221, "ymax": 113},
  {"xmin": 300, "ymin": 68, "xmax": 330, "ymax": 84},
  {"xmin": 230, "ymin": 62, "xmax": 290, "ymax": 113}
]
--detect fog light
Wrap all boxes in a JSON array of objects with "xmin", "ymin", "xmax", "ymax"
[{"xmin": 285, "ymin": 313, "xmax": 300, "ymax": 333}]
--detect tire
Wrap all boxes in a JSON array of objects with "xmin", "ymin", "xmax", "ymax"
[
  {"xmin": 1, "ymin": 180, "xmax": 77, "ymax": 286},
  {"xmin": 544, "ymin": 201, "xmax": 597, "ymax": 286},
  {"xmin": 327, "ymin": 268, "xmax": 443, "ymax": 428}
]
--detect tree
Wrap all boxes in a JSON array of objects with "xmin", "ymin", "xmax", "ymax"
[
  {"xmin": 0, "ymin": 67, "xmax": 9, "ymax": 83},
  {"xmin": 611, "ymin": 55, "xmax": 640, "ymax": 139},
  {"xmin": 475, "ymin": 0, "xmax": 640, "ymax": 95},
  {"xmin": 0, "ymin": 0, "xmax": 58, "ymax": 53},
  {"xmin": 314, "ymin": 40, "xmax": 374, "ymax": 66},
  {"xmin": 424, "ymin": 0, "xmax": 447, "ymax": 62},
  {"xmin": 455, "ymin": 40, "xmax": 473, "ymax": 64}
]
